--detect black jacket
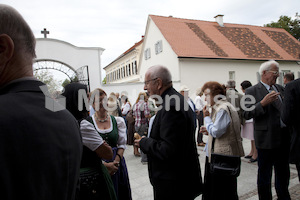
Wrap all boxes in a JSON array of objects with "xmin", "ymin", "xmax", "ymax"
[
  {"xmin": 243, "ymin": 82, "xmax": 289, "ymax": 149},
  {"xmin": 140, "ymin": 87, "xmax": 203, "ymax": 197},
  {"xmin": 281, "ymin": 78, "xmax": 300, "ymax": 163},
  {"xmin": 0, "ymin": 79, "xmax": 82, "ymax": 200}
]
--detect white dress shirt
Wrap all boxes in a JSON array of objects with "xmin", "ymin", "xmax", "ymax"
[{"xmin": 194, "ymin": 96, "xmax": 205, "ymax": 111}]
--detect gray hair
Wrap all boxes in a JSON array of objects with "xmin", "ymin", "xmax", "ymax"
[
  {"xmin": 148, "ymin": 65, "xmax": 172, "ymax": 86},
  {"xmin": 259, "ymin": 60, "xmax": 279, "ymax": 75},
  {"xmin": 0, "ymin": 4, "xmax": 36, "ymax": 58}
]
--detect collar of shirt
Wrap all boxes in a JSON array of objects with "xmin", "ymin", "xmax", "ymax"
[
  {"xmin": 260, "ymin": 81, "xmax": 279, "ymax": 93},
  {"xmin": 260, "ymin": 80, "xmax": 271, "ymax": 91}
]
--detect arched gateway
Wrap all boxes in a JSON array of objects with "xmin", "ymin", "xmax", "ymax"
[{"xmin": 35, "ymin": 38, "xmax": 104, "ymax": 91}]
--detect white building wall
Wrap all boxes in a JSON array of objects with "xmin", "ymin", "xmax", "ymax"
[
  {"xmin": 139, "ymin": 18, "xmax": 180, "ymax": 82},
  {"xmin": 35, "ymin": 38, "xmax": 104, "ymax": 91},
  {"xmin": 179, "ymin": 59, "xmax": 300, "ymax": 100}
]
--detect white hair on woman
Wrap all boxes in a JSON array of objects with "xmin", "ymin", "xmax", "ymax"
[{"xmin": 259, "ymin": 60, "xmax": 279, "ymax": 75}]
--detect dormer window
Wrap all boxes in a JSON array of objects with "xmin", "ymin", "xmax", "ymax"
[{"xmin": 155, "ymin": 40, "xmax": 163, "ymax": 54}]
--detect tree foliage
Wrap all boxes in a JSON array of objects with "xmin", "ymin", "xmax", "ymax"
[
  {"xmin": 264, "ymin": 13, "xmax": 300, "ymax": 40},
  {"xmin": 62, "ymin": 79, "xmax": 71, "ymax": 88},
  {"xmin": 102, "ymin": 76, "xmax": 107, "ymax": 84},
  {"xmin": 34, "ymin": 70, "xmax": 62, "ymax": 95}
]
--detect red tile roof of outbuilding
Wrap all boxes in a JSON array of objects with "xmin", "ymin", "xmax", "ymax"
[{"xmin": 149, "ymin": 15, "xmax": 300, "ymax": 61}]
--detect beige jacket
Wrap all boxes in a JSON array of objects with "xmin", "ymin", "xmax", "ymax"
[{"xmin": 208, "ymin": 99, "xmax": 244, "ymax": 162}]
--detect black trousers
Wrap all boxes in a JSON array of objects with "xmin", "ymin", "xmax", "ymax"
[
  {"xmin": 152, "ymin": 178, "xmax": 197, "ymax": 200},
  {"xmin": 202, "ymin": 157, "xmax": 238, "ymax": 200},
  {"xmin": 257, "ymin": 146, "xmax": 291, "ymax": 200},
  {"xmin": 196, "ymin": 111, "xmax": 204, "ymax": 143},
  {"xmin": 296, "ymin": 162, "xmax": 300, "ymax": 182}
]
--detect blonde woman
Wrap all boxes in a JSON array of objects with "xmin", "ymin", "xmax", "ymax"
[{"xmin": 89, "ymin": 88, "xmax": 132, "ymax": 200}]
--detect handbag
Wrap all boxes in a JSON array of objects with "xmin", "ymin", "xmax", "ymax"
[
  {"xmin": 209, "ymin": 106, "xmax": 241, "ymax": 177},
  {"xmin": 210, "ymin": 150, "xmax": 241, "ymax": 177}
]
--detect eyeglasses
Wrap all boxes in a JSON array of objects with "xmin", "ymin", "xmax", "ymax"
[
  {"xmin": 144, "ymin": 78, "xmax": 158, "ymax": 85},
  {"xmin": 268, "ymin": 70, "xmax": 279, "ymax": 75}
]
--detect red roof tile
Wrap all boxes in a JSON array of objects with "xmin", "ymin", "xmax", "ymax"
[{"xmin": 150, "ymin": 15, "xmax": 300, "ymax": 61}]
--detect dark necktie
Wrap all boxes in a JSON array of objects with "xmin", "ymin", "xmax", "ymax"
[{"xmin": 269, "ymin": 86, "xmax": 282, "ymax": 111}]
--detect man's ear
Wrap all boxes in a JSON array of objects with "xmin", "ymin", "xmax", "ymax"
[
  {"xmin": 157, "ymin": 78, "xmax": 163, "ymax": 90},
  {"xmin": 0, "ymin": 34, "xmax": 14, "ymax": 66}
]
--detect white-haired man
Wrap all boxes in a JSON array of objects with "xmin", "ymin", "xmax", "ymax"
[
  {"xmin": 243, "ymin": 60, "xmax": 291, "ymax": 200},
  {"xmin": 135, "ymin": 65, "xmax": 203, "ymax": 199}
]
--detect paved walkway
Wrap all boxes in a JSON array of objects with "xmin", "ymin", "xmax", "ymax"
[{"xmin": 124, "ymin": 135, "xmax": 300, "ymax": 200}]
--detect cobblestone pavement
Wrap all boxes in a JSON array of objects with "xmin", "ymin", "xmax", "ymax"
[{"xmin": 124, "ymin": 136, "xmax": 300, "ymax": 200}]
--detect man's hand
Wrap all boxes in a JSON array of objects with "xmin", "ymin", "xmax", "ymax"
[
  {"xmin": 134, "ymin": 135, "xmax": 145, "ymax": 148},
  {"xmin": 260, "ymin": 91, "xmax": 280, "ymax": 107}
]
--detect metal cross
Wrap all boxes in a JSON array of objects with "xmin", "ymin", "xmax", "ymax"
[{"xmin": 41, "ymin": 28, "xmax": 49, "ymax": 38}]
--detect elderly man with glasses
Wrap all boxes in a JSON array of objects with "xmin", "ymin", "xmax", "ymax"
[
  {"xmin": 135, "ymin": 65, "xmax": 203, "ymax": 200},
  {"xmin": 243, "ymin": 60, "xmax": 291, "ymax": 200}
]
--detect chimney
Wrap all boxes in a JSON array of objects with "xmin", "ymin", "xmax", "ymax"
[{"xmin": 214, "ymin": 14, "xmax": 224, "ymax": 27}]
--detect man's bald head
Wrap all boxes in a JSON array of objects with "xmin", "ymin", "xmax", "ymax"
[
  {"xmin": 0, "ymin": 4, "xmax": 36, "ymax": 58},
  {"xmin": 146, "ymin": 65, "xmax": 172, "ymax": 87}
]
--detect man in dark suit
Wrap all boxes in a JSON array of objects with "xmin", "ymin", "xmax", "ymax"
[
  {"xmin": 135, "ymin": 65, "xmax": 203, "ymax": 200},
  {"xmin": 0, "ymin": 5, "xmax": 82, "ymax": 199},
  {"xmin": 281, "ymin": 78, "xmax": 300, "ymax": 181},
  {"xmin": 243, "ymin": 60, "xmax": 291, "ymax": 200}
]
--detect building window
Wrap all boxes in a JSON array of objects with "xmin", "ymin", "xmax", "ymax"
[
  {"xmin": 256, "ymin": 72, "xmax": 261, "ymax": 82},
  {"xmin": 128, "ymin": 64, "xmax": 131, "ymax": 76},
  {"xmin": 144, "ymin": 48, "xmax": 151, "ymax": 60},
  {"xmin": 135, "ymin": 61, "xmax": 138, "ymax": 74},
  {"xmin": 132, "ymin": 62, "xmax": 135, "ymax": 74},
  {"xmin": 278, "ymin": 71, "xmax": 284, "ymax": 85},
  {"xmin": 155, "ymin": 40, "xmax": 163, "ymax": 54},
  {"xmin": 126, "ymin": 65, "xmax": 128, "ymax": 76},
  {"xmin": 229, "ymin": 71, "xmax": 235, "ymax": 80},
  {"xmin": 123, "ymin": 66, "xmax": 125, "ymax": 78}
]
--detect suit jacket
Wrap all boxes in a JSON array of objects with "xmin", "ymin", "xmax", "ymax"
[
  {"xmin": 226, "ymin": 89, "xmax": 244, "ymax": 125},
  {"xmin": 243, "ymin": 82, "xmax": 288, "ymax": 149},
  {"xmin": 0, "ymin": 79, "xmax": 82, "ymax": 200},
  {"xmin": 281, "ymin": 78, "xmax": 300, "ymax": 163},
  {"xmin": 140, "ymin": 87, "xmax": 203, "ymax": 197}
]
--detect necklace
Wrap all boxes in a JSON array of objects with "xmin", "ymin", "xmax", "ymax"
[{"xmin": 95, "ymin": 113, "xmax": 109, "ymax": 123}]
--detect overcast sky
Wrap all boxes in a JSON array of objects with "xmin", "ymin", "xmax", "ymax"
[{"xmin": 2, "ymin": 0, "xmax": 300, "ymax": 78}]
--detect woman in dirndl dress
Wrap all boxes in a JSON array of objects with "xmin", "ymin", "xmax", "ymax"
[{"xmin": 89, "ymin": 88, "xmax": 132, "ymax": 200}]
